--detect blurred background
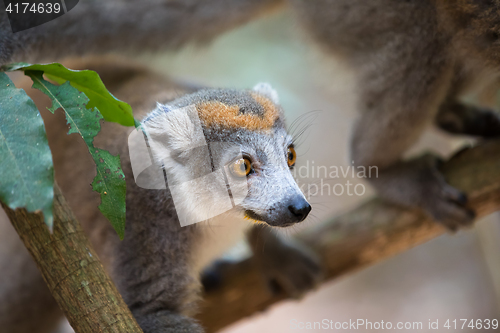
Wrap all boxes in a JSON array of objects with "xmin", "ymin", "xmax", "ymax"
[{"xmin": 51, "ymin": 7, "xmax": 500, "ymax": 333}]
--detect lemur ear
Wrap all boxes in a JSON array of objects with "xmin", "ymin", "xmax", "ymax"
[
  {"xmin": 142, "ymin": 103, "xmax": 206, "ymax": 164},
  {"xmin": 253, "ymin": 82, "xmax": 280, "ymax": 104},
  {"xmin": 156, "ymin": 102, "xmax": 172, "ymax": 113}
]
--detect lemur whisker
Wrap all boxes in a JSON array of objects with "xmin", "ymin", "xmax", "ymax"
[
  {"xmin": 289, "ymin": 111, "xmax": 320, "ymax": 144},
  {"xmin": 288, "ymin": 110, "xmax": 321, "ymax": 135}
]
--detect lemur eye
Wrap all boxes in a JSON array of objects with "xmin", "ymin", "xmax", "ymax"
[
  {"xmin": 287, "ymin": 146, "xmax": 296, "ymax": 167},
  {"xmin": 229, "ymin": 157, "xmax": 252, "ymax": 177}
]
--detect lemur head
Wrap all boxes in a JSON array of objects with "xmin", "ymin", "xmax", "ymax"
[{"xmin": 141, "ymin": 83, "xmax": 310, "ymax": 228}]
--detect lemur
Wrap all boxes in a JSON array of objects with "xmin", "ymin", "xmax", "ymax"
[
  {"xmin": 3, "ymin": 0, "xmax": 500, "ymax": 229},
  {"xmin": 292, "ymin": 0, "xmax": 500, "ymax": 231},
  {"xmin": 1, "ymin": 57, "xmax": 321, "ymax": 333},
  {"xmin": 2, "ymin": 0, "xmax": 500, "ymax": 331},
  {"xmin": 1, "ymin": 2, "xmax": 322, "ymax": 333}
]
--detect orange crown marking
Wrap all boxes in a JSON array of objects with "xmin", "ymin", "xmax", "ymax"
[{"xmin": 196, "ymin": 94, "xmax": 279, "ymax": 131}]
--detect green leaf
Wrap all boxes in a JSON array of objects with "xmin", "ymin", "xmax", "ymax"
[
  {"xmin": 3, "ymin": 62, "xmax": 135, "ymax": 127},
  {"xmin": 27, "ymin": 71, "xmax": 126, "ymax": 239},
  {"xmin": 0, "ymin": 73, "xmax": 54, "ymax": 228}
]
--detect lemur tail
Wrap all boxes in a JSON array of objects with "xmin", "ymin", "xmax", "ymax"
[{"xmin": 0, "ymin": 0, "xmax": 286, "ymax": 65}]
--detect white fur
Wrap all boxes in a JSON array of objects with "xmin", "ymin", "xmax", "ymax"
[{"xmin": 253, "ymin": 82, "xmax": 280, "ymax": 104}]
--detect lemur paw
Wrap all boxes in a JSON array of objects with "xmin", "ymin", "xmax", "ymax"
[
  {"xmin": 245, "ymin": 225, "xmax": 323, "ymax": 298},
  {"xmin": 136, "ymin": 311, "xmax": 204, "ymax": 333},
  {"xmin": 437, "ymin": 104, "xmax": 500, "ymax": 138},
  {"xmin": 257, "ymin": 239, "xmax": 323, "ymax": 298},
  {"xmin": 372, "ymin": 154, "xmax": 476, "ymax": 232},
  {"xmin": 201, "ymin": 240, "xmax": 323, "ymax": 299}
]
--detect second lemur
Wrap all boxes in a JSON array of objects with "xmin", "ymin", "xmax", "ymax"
[{"xmin": 291, "ymin": 0, "xmax": 500, "ymax": 230}]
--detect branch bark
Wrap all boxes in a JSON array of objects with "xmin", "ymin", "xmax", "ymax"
[
  {"xmin": 1, "ymin": 184, "xmax": 143, "ymax": 333},
  {"xmin": 197, "ymin": 139, "xmax": 500, "ymax": 333}
]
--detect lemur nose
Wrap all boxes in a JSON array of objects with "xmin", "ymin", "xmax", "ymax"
[{"xmin": 288, "ymin": 198, "xmax": 312, "ymax": 222}]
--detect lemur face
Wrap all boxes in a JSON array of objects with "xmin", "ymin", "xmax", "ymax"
[
  {"xmin": 230, "ymin": 127, "xmax": 310, "ymax": 227},
  {"xmin": 141, "ymin": 83, "xmax": 310, "ymax": 227}
]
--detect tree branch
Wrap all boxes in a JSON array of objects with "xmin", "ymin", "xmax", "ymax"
[
  {"xmin": 1, "ymin": 184, "xmax": 143, "ymax": 333},
  {"xmin": 197, "ymin": 139, "xmax": 500, "ymax": 333}
]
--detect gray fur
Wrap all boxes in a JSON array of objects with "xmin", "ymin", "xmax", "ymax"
[
  {"xmin": 292, "ymin": 0, "xmax": 500, "ymax": 229},
  {"xmin": 7, "ymin": 1, "xmax": 500, "ymax": 330},
  {"xmin": 0, "ymin": 0, "xmax": 285, "ymax": 65},
  {"xmin": 1, "ymin": 0, "xmax": 499, "ymax": 231}
]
